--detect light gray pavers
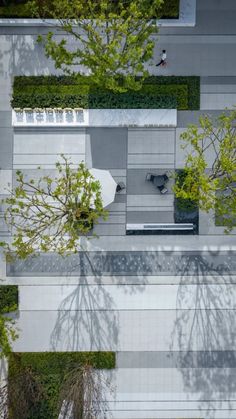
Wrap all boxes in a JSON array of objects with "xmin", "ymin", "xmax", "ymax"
[
  {"xmin": 12, "ymin": 308, "xmax": 236, "ymax": 352},
  {"xmin": 176, "ymin": 128, "xmax": 219, "ymax": 168},
  {"xmin": 200, "ymin": 93, "xmax": 236, "ymax": 110},
  {"xmin": 199, "ymin": 209, "xmax": 236, "ymax": 235},
  {"xmin": 127, "ymin": 194, "xmax": 174, "ymax": 207},
  {"xmin": 22, "ymin": 283, "xmax": 236, "ymax": 311},
  {"xmin": 13, "ymin": 129, "xmax": 86, "ymax": 168},
  {"xmin": 128, "ymin": 128, "xmax": 175, "ymax": 169}
]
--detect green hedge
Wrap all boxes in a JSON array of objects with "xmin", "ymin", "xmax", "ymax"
[
  {"xmin": 159, "ymin": 0, "xmax": 179, "ymax": 18},
  {"xmin": 174, "ymin": 170, "xmax": 198, "ymax": 213},
  {"xmin": 9, "ymin": 352, "xmax": 116, "ymax": 419},
  {"xmin": 13, "ymin": 83, "xmax": 187, "ymax": 109},
  {"xmin": 11, "ymin": 351, "xmax": 116, "ymax": 372},
  {"xmin": 0, "ymin": 285, "xmax": 18, "ymax": 314},
  {"xmin": 143, "ymin": 76, "xmax": 200, "ymax": 109},
  {"xmin": 0, "ymin": 0, "xmax": 179, "ymax": 18},
  {"xmin": 12, "ymin": 92, "xmax": 177, "ymax": 109},
  {"xmin": 12, "ymin": 75, "xmax": 200, "ymax": 110}
]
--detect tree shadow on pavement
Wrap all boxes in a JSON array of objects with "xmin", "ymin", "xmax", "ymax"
[
  {"xmin": 49, "ymin": 252, "xmax": 148, "ymax": 352},
  {"xmin": 170, "ymin": 252, "xmax": 236, "ymax": 417}
]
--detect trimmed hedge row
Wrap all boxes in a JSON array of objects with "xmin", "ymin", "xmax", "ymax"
[
  {"xmin": 12, "ymin": 75, "xmax": 200, "ymax": 110},
  {"xmin": 13, "ymin": 83, "xmax": 188, "ymax": 109},
  {"xmin": 11, "ymin": 351, "xmax": 116, "ymax": 372},
  {"xmin": 0, "ymin": 285, "xmax": 18, "ymax": 314},
  {"xmin": 12, "ymin": 93, "xmax": 177, "ymax": 109},
  {"xmin": 9, "ymin": 352, "xmax": 116, "ymax": 419},
  {"xmin": 0, "ymin": 0, "xmax": 179, "ymax": 18}
]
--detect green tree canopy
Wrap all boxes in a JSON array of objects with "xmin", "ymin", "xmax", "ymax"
[
  {"xmin": 32, "ymin": 0, "xmax": 163, "ymax": 92},
  {"xmin": 174, "ymin": 110, "xmax": 236, "ymax": 232},
  {"xmin": 1, "ymin": 156, "xmax": 107, "ymax": 259}
]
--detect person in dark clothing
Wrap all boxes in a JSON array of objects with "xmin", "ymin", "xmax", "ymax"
[{"xmin": 156, "ymin": 49, "xmax": 167, "ymax": 66}]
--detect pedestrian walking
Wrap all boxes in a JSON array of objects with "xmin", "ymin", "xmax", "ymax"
[{"xmin": 156, "ymin": 50, "xmax": 167, "ymax": 67}]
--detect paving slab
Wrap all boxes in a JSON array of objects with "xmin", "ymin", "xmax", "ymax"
[
  {"xmin": 87, "ymin": 127, "xmax": 127, "ymax": 170},
  {"xmin": 12, "ymin": 308, "xmax": 236, "ymax": 352},
  {"xmin": 0, "ymin": 170, "xmax": 12, "ymax": 193},
  {"xmin": 126, "ymin": 211, "xmax": 174, "ymax": 223},
  {"xmin": 21, "ymin": 283, "xmax": 236, "ymax": 311},
  {"xmin": 200, "ymin": 93, "xmax": 236, "ymax": 109},
  {"xmin": 127, "ymin": 169, "xmax": 174, "ymax": 195}
]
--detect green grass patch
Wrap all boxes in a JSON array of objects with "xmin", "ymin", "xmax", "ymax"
[
  {"xmin": 9, "ymin": 351, "xmax": 116, "ymax": 419},
  {"xmin": 0, "ymin": 285, "xmax": 18, "ymax": 314},
  {"xmin": 12, "ymin": 75, "xmax": 199, "ymax": 110}
]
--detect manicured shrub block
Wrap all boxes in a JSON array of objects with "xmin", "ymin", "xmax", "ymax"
[
  {"xmin": 12, "ymin": 75, "xmax": 200, "ymax": 110},
  {"xmin": 0, "ymin": 285, "xmax": 18, "ymax": 314}
]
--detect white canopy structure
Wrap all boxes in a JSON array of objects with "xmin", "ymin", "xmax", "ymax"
[{"xmin": 89, "ymin": 168, "xmax": 117, "ymax": 208}]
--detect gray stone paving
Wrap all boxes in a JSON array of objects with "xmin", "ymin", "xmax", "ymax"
[
  {"xmin": 0, "ymin": 111, "xmax": 13, "ymax": 169},
  {"xmin": 117, "ymin": 350, "xmax": 236, "ymax": 368},
  {"xmin": 7, "ymin": 251, "xmax": 236, "ymax": 276},
  {"xmin": 86, "ymin": 127, "xmax": 127, "ymax": 169}
]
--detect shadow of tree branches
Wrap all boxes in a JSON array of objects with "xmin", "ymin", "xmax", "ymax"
[{"xmin": 170, "ymin": 251, "xmax": 236, "ymax": 417}]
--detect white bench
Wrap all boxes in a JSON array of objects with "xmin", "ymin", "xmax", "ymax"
[{"xmin": 126, "ymin": 223, "xmax": 194, "ymax": 231}]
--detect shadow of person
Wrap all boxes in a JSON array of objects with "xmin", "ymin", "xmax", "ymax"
[{"xmin": 170, "ymin": 252, "xmax": 236, "ymax": 417}]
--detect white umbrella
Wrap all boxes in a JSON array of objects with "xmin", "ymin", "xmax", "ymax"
[{"xmin": 89, "ymin": 168, "xmax": 117, "ymax": 208}]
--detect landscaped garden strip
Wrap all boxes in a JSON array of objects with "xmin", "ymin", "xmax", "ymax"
[
  {"xmin": 0, "ymin": 285, "xmax": 18, "ymax": 314},
  {"xmin": 9, "ymin": 352, "xmax": 116, "ymax": 418},
  {"xmin": 12, "ymin": 75, "xmax": 200, "ymax": 110},
  {"xmin": 0, "ymin": 0, "xmax": 179, "ymax": 18}
]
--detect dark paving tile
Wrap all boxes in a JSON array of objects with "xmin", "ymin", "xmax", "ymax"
[
  {"xmin": 0, "ymin": 111, "xmax": 12, "ymax": 127},
  {"xmin": 0, "ymin": 152, "xmax": 12, "ymax": 169},
  {"xmin": 117, "ymin": 351, "xmax": 236, "ymax": 368},
  {"xmin": 127, "ymin": 211, "xmax": 174, "ymax": 224},
  {"xmin": 88, "ymin": 127, "xmax": 127, "ymax": 169},
  {"xmin": 127, "ymin": 169, "xmax": 174, "ymax": 194},
  {"xmin": 177, "ymin": 111, "xmax": 230, "ymax": 127}
]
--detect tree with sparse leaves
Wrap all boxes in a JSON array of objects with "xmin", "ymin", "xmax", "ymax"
[
  {"xmin": 31, "ymin": 0, "xmax": 163, "ymax": 92},
  {"xmin": 0, "ymin": 362, "xmax": 44, "ymax": 419},
  {"xmin": 1, "ymin": 156, "xmax": 107, "ymax": 259},
  {"xmin": 174, "ymin": 110, "xmax": 236, "ymax": 232},
  {"xmin": 58, "ymin": 363, "xmax": 112, "ymax": 419}
]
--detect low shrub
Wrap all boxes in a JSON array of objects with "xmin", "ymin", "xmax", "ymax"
[
  {"xmin": 174, "ymin": 170, "xmax": 198, "ymax": 213},
  {"xmin": 12, "ymin": 75, "xmax": 201, "ymax": 110},
  {"xmin": 144, "ymin": 76, "xmax": 200, "ymax": 109},
  {"xmin": 0, "ymin": 285, "xmax": 18, "ymax": 313},
  {"xmin": 9, "ymin": 351, "xmax": 116, "ymax": 419},
  {"xmin": 12, "ymin": 92, "xmax": 177, "ymax": 109},
  {"xmin": 159, "ymin": 0, "xmax": 179, "ymax": 18},
  {"xmin": 0, "ymin": 0, "xmax": 179, "ymax": 18}
]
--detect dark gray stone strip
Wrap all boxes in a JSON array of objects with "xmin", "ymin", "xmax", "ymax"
[
  {"xmin": 117, "ymin": 351, "xmax": 236, "ymax": 368},
  {"xmin": 177, "ymin": 110, "xmax": 231, "ymax": 127},
  {"xmin": 7, "ymin": 251, "xmax": 236, "ymax": 277}
]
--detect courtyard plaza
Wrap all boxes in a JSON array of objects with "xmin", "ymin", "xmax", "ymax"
[{"xmin": 1, "ymin": 0, "xmax": 236, "ymax": 417}]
